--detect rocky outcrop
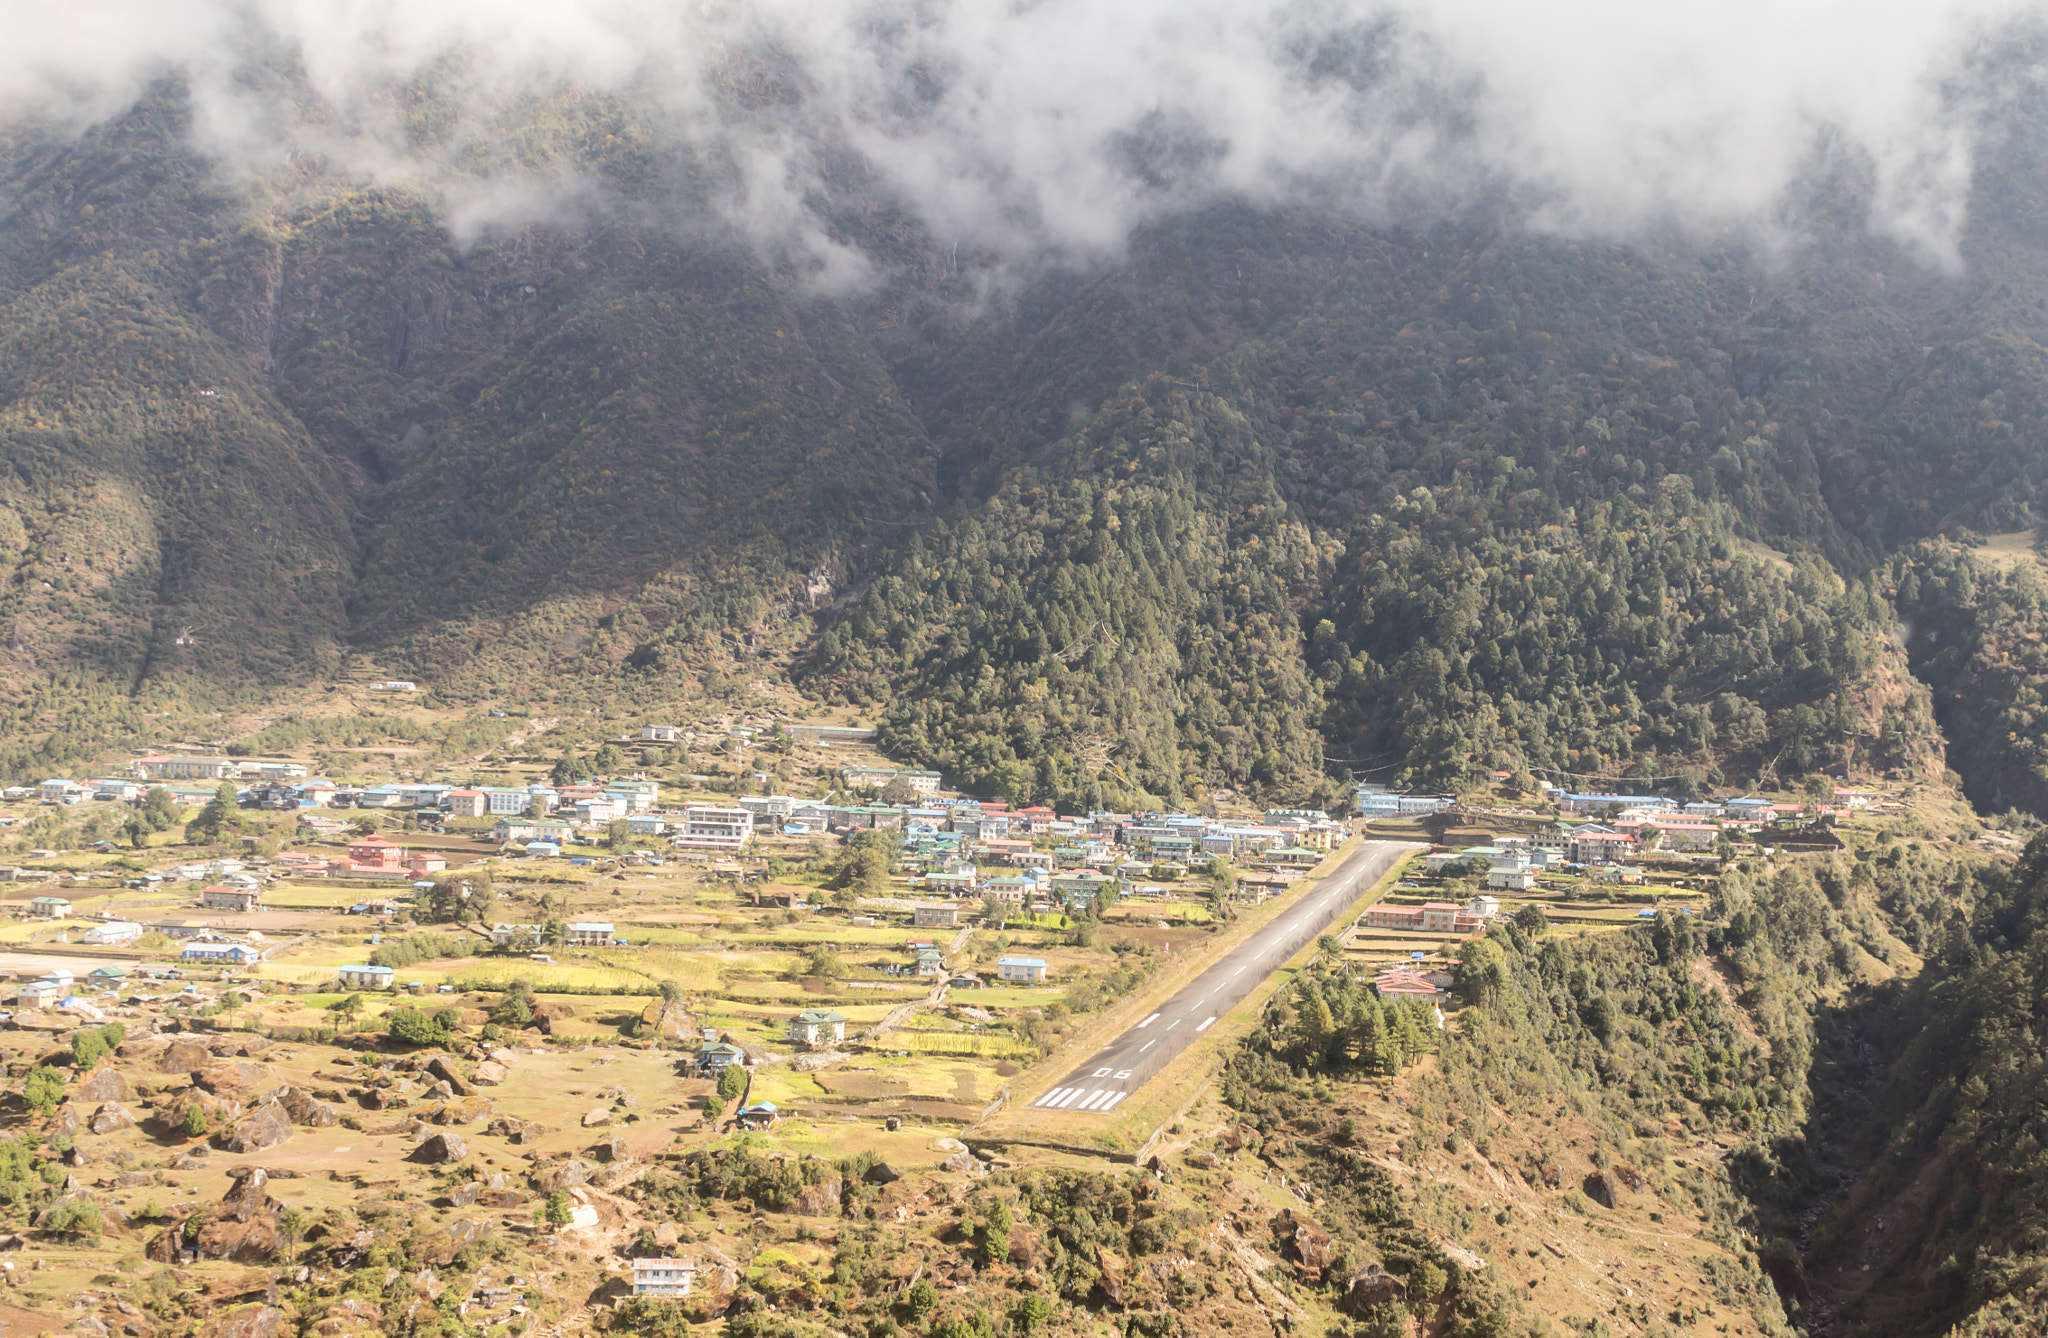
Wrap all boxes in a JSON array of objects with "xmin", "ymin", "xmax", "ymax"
[
  {"xmin": 196, "ymin": 1306, "xmax": 283, "ymax": 1338},
  {"xmin": 1342, "ymin": 1265, "xmax": 1407, "ymax": 1312},
  {"xmin": 1583, "ymin": 1171, "xmax": 1621, "ymax": 1209},
  {"xmin": 151, "ymin": 1169, "xmax": 290, "ymax": 1264},
  {"xmin": 432, "ymin": 1097, "xmax": 495, "ymax": 1125},
  {"xmin": 593, "ymin": 1136, "xmax": 628, "ymax": 1164},
  {"xmin": 537, "ymin": 1159, "xmax": 590, "ymax": 1190},
  {"xmin": 1271, "ymin": 1209, "xmax": 1336, "ymax": 1280},
  {"xmin": 420, "ymin": 1219, "xmax": 490, "ymax": 1267},
  {"xmin": 220, "ymin": 1100, "xmax": 293, "ymax": 1154},
  {"xmin": 311, "ymin": 1298, "xmax": 382, "ymax": 1338},
  {"xmin": 792, "ymin": 1175, "xmax": 842, "ymax": 1216},
  {"xmin": 864, "ymin": 1162, "xmax": 902, "ymax": 1185},
  {"xmin": 941, "ymin": 1151, "xmax": 984, "ymax": 1176},
  {"xmin": 273, "ymin": 1087, "xmax": 338, "ymax": 1128}
]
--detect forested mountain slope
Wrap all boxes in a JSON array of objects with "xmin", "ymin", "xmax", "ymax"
[{"xmin": 10, "ymin": 64, "xmax": 2048, "ymax": 802}]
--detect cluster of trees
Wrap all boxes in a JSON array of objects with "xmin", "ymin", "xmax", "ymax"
[{"xmin": 1256, "ymin": 971, "xmax": 1442, "ymax": 1076}]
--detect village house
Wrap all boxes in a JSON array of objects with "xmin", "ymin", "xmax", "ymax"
[
  {"xmin": 630, "ymin": 1259, "xmax": 696, "ymax": 1297},
  {"xmin": 639, "ymin": 724, "xmax": 683, "ymax": 742},
  {"xmin": 345, "ymin": 834, "xmax": 408, "ymax": 873},
  {"xmin": 200, "ymin": 885, "xmax": 262, "ymax": 912},
  {"xmin": 673, "ymin": 805, "xmax": 753, "ymax": 852},
  {"xmin": 839, "ymin": 766, "xmax": 942, "ymax": 795},
  {"xmin": 134, "ymin": 755, "xmax": 237, "ymax": 782},
  {"xmin": 27, "ymin": 896, "xmax": 72, "ymax": 919},
  {"xmin": 447, "ymin": 789, "xmax": 490, "ymax": 818},
  {"xmin": 913, "ymin": 947, "xmax": 946, "ymax": 976},
  {"xmin": 494, "ymin": 817, "xmax": 574, "ymax": 844},
  {"xmin": 338, "ymin": 964, "xmax": 396, "ymax": 989},
  {"xmin": 996, "ymin": 956, "xmax": 1048, "ymax": 984},
  {"xmin": 734, "ymin": 1102, "xmax": 781, "ymax": 1131},
  {"xmin": 1373, "ymin": 966, "xmax": 1448, "ymax": 1002},
  {"xmin": 786, "ymin": 1009, "xmax": 849, "ymax": 1049},
  {"xmin": 913, "ymin": 904, "xmax": 960, "ymax": 929},
  {"xmin": 696, "ymin": 1040, "xmax": 747, "ymax": 1073},
  {"xmin": 182, "ymin": 941, "xmax": 261, "ymax": 965},
  {"xmin": 564, "ymin": 921, "xmax": 615, "ymax": 946}
]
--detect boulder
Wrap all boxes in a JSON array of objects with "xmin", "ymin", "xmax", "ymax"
[
  {"xmin": 273, "ymin": 1087, "xmax": 338, "ymax": 1128},
  {"xmin": 1583, "ymin": 1171, "xmax": 1621, "ymax": 1210},
  {"xmin": 1538, "ymin": 1163, "xmax": 1563, "ymax": 1189},
  {"xmin": 194, "ymin": 1062, "xmax": 268, "ymax": 1097},
  {"xmin": 432, "ymin": 1097, "xmax": 495, "ymax": 1126},
  {"xmin": 156, "ymin": 1039, "xmax": 210, "ymax": 1074},
  {"xmin": 49, "ymin": 1105, "xmax": 81, "ymax": 1137},
  {"xmin": 478, "ymin": 1189, "xmax": 526, "ymax": 1209},
  {"xmin": 864, "ymin": 1162, "xmax": 902, "ymax": 1185},
  {"xmin": 593, "ymin": 1136, "xmax": 628, "ymax": 1164},
  {"xmin": 483, "ymin": 1116, "xmax": 544, "ymax": 1143},
  {"xmin": 87, "ymin": 1103, "xmax": 136, "ymax": 1136},
  {"xmin": 538, "ymin": 1159, "xmax": 590, "ymax": 1190},
  {"xmin": 195, "ymin": 1305, "xmax": 282, "ymax": 1338},
  {"xmin": 932, "ymin": 1138, "xmax": 967, "ymax": 1153},
  {"xmin": 425, "ymin": 1057, "xmax": 473, "ymax": 1097},
  {"xmin": 884, "ymin": 1116, "xmax": 902, "ymax": 1132},
  {"xmin": 1007, "ymin": 1226, "xmax": 1043, "ymax": 1269},
  {"xmin": 411, "ymin": 1133, "xmax": 468, "ymax": 1164},
  {"xmin": 447, "ymin": 1182, "xmax": 482, "ymax": 1207},
  {"xmin": 1222, "ymin": 1124, "xmax": 1260, "ymax": 1153},
  {"xmin": 1184, "ymin": 1151, "xmax": 1220, "ymax": 1170},
  {"xmin": 1343, "ymin": 1265, "xmax": 1407, "ymax": 1313},
  {"xmin": 1095, "ymin": 1247, "xmax": 1128, "ymax": 1308},
  {"xmin": 149, "ymin": 1170, "xmax": 290, "ymax": 1264},
  {"xmin": 470, "ymin": 1061, "xmax": 510, "ymax": 1087},
  {"xmin": 112, "ymin": 1171, "xmax": 154, "ymax": 1190},
  {"xmin": 580, "ymin": 1108, "xmax": 611, "ymax": 1129},
  {"xmin": 74, "ymin": 1067, "xmax": 132, "ymax": 1104},
  {"xmin": 220, "ymin": 1100, "xmax": 293, "ymax": 1154},
  {"xmin": 1613, "ymin": 1162, "xmax": 1648, "ymax": 1192},
  {"xmin": 1271, "ymin": 1209, "xmax": 1336, "ymax": 1280},
  {"xmin": 941, "ymin": 1151, "xmax": 984, "ymax": 1176},
  {"xmin": 235, "ymin": 1036, "xmax": 272, "ymax": 1056}
]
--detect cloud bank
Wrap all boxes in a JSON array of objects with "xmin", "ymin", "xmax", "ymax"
[{"xmin": 2, "ymin": 0, "xmax": 2038, "ymax": 277}]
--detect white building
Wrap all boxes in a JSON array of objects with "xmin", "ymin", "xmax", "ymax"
[
  {"xmin": 639, "ymin": 725, "xmax": 683, "ymax": 742},
  {"xmin": 82, "ymin": 921, "xmax": 143, "ymax": 946},
  {"xmin": 338, "ymin": 964, "xmax": 396, "ymax": 989},
  {"xmin": 631, "ymin": 1259, "xmax": 697, "ymax": 1296},
  {"xmin": 673, "ymin": 805, "xmax": 753, "ymax": 852},
  {"xmin": 564, "ymin": 921, "xmax": 615, "ymax": 946}
]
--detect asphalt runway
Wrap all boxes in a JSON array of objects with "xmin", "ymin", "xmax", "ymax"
[{"xmin": 1025, "ymin": 839, "xmax": 1419, "ymax": 1116}]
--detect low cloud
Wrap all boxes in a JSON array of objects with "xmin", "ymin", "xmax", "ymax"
[{"xmin": 4, "ymin": 0, "xmax": 2039, "ymax": 276}]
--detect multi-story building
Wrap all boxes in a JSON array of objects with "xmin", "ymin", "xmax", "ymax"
[{"xmin": 674, "ymin": 805, "xmax": 753, "ymax": 852}]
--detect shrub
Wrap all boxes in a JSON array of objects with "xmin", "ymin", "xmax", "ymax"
[
  {"xmin": 715, "ymin": 1066, "xmax": 746, "ymax": 1102},
  {"xmin": 23, "ymin": 1066, "xmax": 66, "ymax": 1116},
  {"xmin": 386, "ymin": 1009, "xmax": 448, "ymax": 1047},
  {"xmin": 43, "ymin": 1199, "xmax": 104, "ymax": 1242}
]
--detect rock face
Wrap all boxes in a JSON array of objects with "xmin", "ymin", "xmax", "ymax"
[
  {"xmin": 792, "ymin": 1175, "xmax": 843, "ymax": 1216},
  {"xmin": 74, "ymin": 1067, "xmax": 132, "ymax": 1104},
  {"xmin": 412, "ymin": 1133, "xmax": 468, "ymax": 1164},
  {"xmin": 1271, "ymin": 1209, "xmax": 1336, "ymax": 1280},
  {"xmin": 580, "ymin": 1108, "xmax": 611, "ymax": 1129},
  {"xmin": 87, "ymin": 1102, "xmax": 136, "ymax": 1136},
  {"xmin": 1583, "ymin": 1171, "xmax": 1621, "ymax": 1209},
  {"xmin": 426, "ymin": 1057, "xmax": 473, "ymax": 1096},
  {"xmin": 1095, "ymin": 1246, "xmax": 1128, "ymax": 1307},
  {"xmin": 220, "ymin": 1100, "xmax": 293, "ymax": 1154},
  {"xmin": 1343, "ymin": 1265, "xmax": 1407, "ymax": 1312}
]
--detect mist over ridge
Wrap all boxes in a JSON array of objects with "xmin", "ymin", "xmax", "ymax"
[{"xmin": 5, "ymin": 0, "xmax": 2043, "ymax": 281}]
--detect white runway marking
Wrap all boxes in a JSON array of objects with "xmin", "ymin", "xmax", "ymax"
[
  {"xmin": 1196, "ymin": 1016, "xmax": 1216, "ymax": 1032},
  {"xmin": 1137, "ymin": 1013, "xmax": 1159, "ymax": 1028}
]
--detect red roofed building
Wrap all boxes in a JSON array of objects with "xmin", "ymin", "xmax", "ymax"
[
  {"xmin": 346, "ymin": 834, "xmax": 406, "ymax": 872},
  {"xmin": 447, "ymin": 789, "xmax": 488, "ymax": 818}
]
